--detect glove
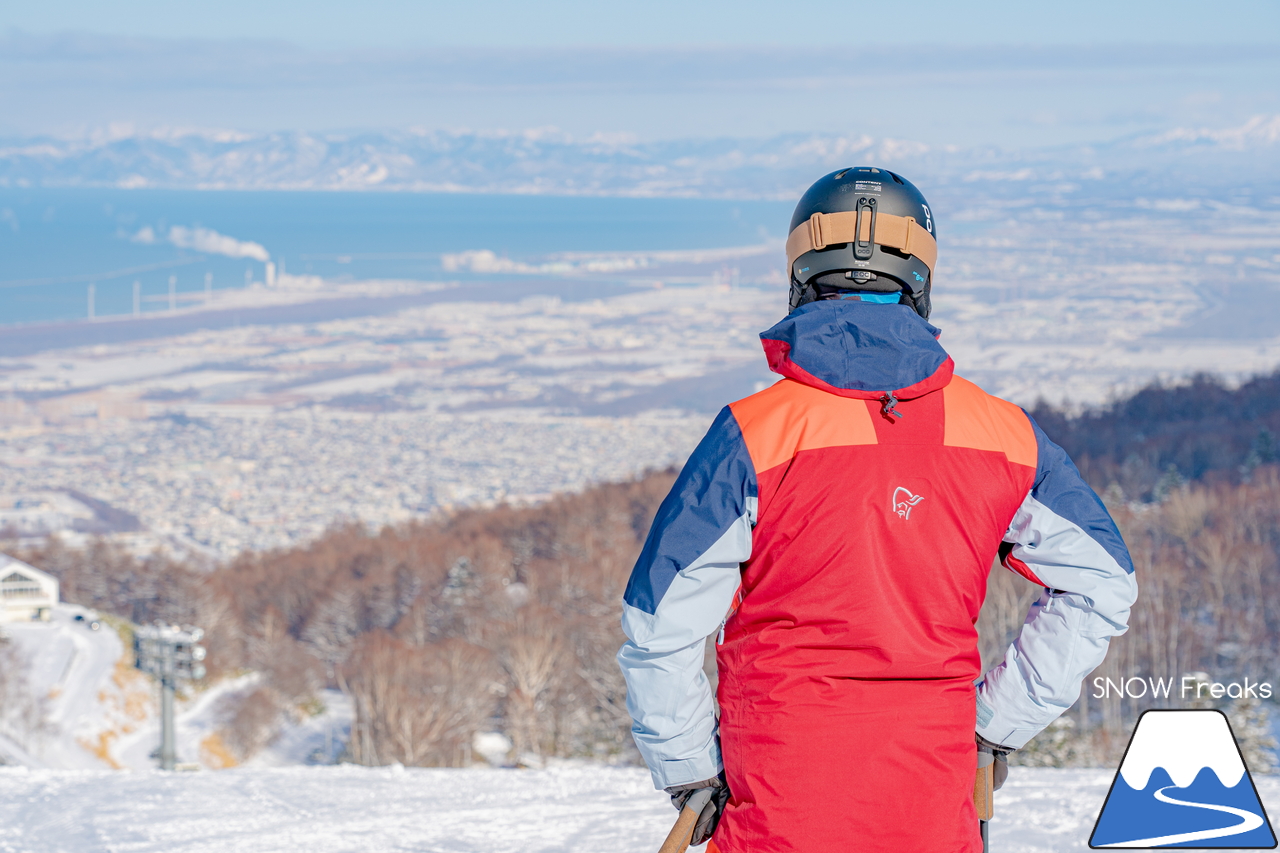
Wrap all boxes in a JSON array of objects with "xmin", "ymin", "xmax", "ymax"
[
  {"xmin": 976, "ymin": 734, "xmax": 1011, "ymax": 790},
  {"xmin": 665, "ymin": 771, "xmax": 731, "ymax": 846}
]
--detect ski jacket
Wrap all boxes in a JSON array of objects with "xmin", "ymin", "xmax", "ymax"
[{"xmin": 618, "ymin": 300, "xmax": 1137, "ymax": 853}]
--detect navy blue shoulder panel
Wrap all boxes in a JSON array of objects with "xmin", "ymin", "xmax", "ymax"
[
  {"xmin": 1026, "ymin": 413, "xmax": 1134, "ymax": 575},
  {"xmin": 623, "ymin": 406, "xmax": 758, "ymax": 615}
]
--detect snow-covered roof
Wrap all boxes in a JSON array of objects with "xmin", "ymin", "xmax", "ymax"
[{"xmin": 0, "ymin": 554, "xmax": 57, "ymax": 588}]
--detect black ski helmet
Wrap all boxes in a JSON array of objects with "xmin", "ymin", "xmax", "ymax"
[{"xmin": 786, "ymin": 167, "xmax": 938, "ymax": 318}]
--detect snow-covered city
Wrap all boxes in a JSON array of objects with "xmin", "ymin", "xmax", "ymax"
[{"xmin": 3, "ymin": 175, "xmax": 1279, "ymax": 558}]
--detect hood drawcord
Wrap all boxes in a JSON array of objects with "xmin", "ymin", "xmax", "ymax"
[{"xmin": 880, "ymin": 392, "xmax": 903, "ymax": 420}]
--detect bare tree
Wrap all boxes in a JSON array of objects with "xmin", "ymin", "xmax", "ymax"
[
  {"xmin": 496, "ymin": 609, "xmax": 566, "ymax": 762},
  {"xmin": 0, "ymin": 635, "xmax": 49, "ymax": 757},
  {"xmin": 341, "ymin": 633, "xmax": 500, "ymax": 766}
]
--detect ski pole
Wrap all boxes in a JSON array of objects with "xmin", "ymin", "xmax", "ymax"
[
  {"xmin": 658, "ymin": 787, "xmax": 714, "ymax": 853},
  {"xmin": 975, "ymin": 750, "xmax": 995, "ymax": 853}
]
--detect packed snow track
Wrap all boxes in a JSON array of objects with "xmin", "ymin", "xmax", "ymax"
[{"xmin": 4, "ymin": 765, "xmax": 1278, "ymax": 852}]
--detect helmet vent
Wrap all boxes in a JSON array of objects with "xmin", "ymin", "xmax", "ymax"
[
  {"xmin": 888, "ymin": 171, "xmax": 905, "ymax": 185},
  {"xmin": 834, "ymin": 169, "xmax": 850, "ymax": 180}
]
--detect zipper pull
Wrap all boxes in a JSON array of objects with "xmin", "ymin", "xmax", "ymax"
[{"xmin": 717, "ymin": 620, "xmax": 726, "ymax": 645}]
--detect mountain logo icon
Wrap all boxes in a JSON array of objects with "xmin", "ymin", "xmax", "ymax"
[{"xmin": 1090, "ymin": 709, "xmax": 1277, "ymax": 848}]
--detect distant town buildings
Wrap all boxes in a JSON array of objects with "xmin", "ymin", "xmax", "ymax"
[
  {"xmin": 2, "ymin": 202, "xmax": 1279, "ymax": 564},
  {"xmin": 0, "ymin": 410, "xmax": 709, "ymax": 560},
  {"xmin": 0, "ymin": 282, "xmax": 767, "ymax": 560}
]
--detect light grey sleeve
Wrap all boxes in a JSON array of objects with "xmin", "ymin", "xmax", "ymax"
[
  {"xmin": 977, "ymin": 494, "xmax": 1138, "ymax": 749},
  {"xmin": 617, "ymin": 508, "xmax": 753, "ymax": 789}
]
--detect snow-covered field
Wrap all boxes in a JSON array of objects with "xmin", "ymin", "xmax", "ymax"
[
  {"xmin": 8, "ymin": 612, "xmax": 1280, "ymax": 852},
  {"xmin": 1, "ymin": 763, "xmax": 1276, "ymax": 853},
  {"xmin": 6, "ymin": 608, "xmax": 1280, "ymax": 851}
]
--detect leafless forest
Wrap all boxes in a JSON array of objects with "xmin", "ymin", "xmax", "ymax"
[
  {"xmin": 11, "ymin": 473, "xmax": 675, "ymax": 766},
  {"xmin": 979, "ymin": 469, "xmax": 1280, "ymax": 766},
  {"xmin": 11, "ymin": 459, "xmax": 1280, "ymax": 768}
]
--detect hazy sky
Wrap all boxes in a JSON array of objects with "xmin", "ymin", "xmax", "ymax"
[
  {"xmin": 2, "ymin": 2, "xmax": 1278, "ymax": 146},
  {"xmin": 6, "ymin": 0, "xmax": 1280, "ymax": 47}
]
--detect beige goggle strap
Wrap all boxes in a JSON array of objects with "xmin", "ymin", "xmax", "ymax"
[{"xmin": 785, "ymin": 210, "xmax": 938, "ymax": 274}]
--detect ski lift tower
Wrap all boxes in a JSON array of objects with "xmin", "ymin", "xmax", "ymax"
[{"xmin": 134, "ymin": 624, "xmax": 206, "ymax": 770}]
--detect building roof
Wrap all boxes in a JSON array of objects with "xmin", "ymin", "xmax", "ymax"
[{"xmin": 0, "ymin": 554, "xmax": 57, "ymax": 588}]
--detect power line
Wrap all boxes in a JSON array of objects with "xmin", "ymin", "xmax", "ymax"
[{"xmin": 0, "ymin": 258, "xmax": 202, "ymax": 290}]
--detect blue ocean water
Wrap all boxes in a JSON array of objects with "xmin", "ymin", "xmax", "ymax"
[
  {"xmin": 1091, "ymin": 766, "xmax": 1276, "ymax": 848},
  {"xmin": 0, "ymin": 189, "xmax": 791, "ymax": 327}
]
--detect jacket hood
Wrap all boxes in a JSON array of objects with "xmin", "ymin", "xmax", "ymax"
[{"xmin": 760, "ymin": 301, "xmax": 954, "ymax": 400}]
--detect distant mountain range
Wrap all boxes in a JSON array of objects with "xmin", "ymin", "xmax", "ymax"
[{"xmin": 2, "ymin": 116, "xmax": 1278, "ymax": 198}]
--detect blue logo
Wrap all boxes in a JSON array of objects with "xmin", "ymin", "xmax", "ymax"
[
  {"xmin": 913, "ymin": 272, "xmax": 925, "ymax": 281},
  {"xmin": 1090, "ymin": 710, "xmax": 1276, "ymax": 848}
]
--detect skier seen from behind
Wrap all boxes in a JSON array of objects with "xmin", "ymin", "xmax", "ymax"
[{"xmin": 617, "ymin": 168, "xmax": 1138, "ymax": 852}]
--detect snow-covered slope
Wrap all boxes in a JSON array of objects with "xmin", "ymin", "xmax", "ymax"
[
  {"xmin": 0, "ymin": 764, "xmax": 1273, "ymax": 853},
  {"xmin": 246, "ymin": 689, "xmax": 353, "ymax": 768},
  {"xmin": 2, "ymin": 605, "xmax": 150, "ymax": 769},
  {"xmin": 1, "ymin": 621, "xmax": 1275, "ymax": 851},
  {"xmin": 110, "ymin": 672, "xmax": 257, "ymax": 771},
  {"xmin": 1, "ymin": 605, "xmax": 298, "ymax": 772}
]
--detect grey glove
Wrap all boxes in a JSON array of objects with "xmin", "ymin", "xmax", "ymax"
[
  {"xmin": 665, "ymin": 771, "xmax": 730, "ymax": 846},
  {"xmin": 976, "ymin": 734, "xmax": 1011, "ymax": 790}
]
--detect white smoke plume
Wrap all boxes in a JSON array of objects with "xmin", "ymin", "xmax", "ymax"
[{"xmin": 167, "ymin": 226, "xmax": 269, "ymax": 261}]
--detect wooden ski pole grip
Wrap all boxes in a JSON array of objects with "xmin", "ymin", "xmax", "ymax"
[
  {"xmin": 658, "ymin": 787, "xmax": 714, "ymax": 853},
  {"xmin": 974, "ymin": 754, "xmax": 995, "ymax": 821}
]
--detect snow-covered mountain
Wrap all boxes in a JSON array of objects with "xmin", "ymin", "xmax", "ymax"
[
  {"xmin": 0, "ymin": 128, "xmax": 934, "ymax": 197},
  {"xmin": 2, "ymin": 118, "xmax": 1278, "ymax": 198},
  {"xmin": 1135, "ymin": 115, "xmax": 1280, "ymax": 153}
]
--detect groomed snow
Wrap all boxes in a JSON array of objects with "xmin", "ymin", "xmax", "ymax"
[
  {"xmin": 4, "ymin": 610, "xmax": 1278, "ymax": 851},
  {"xmin": 3, "ymin": 764, "xmax": 1277, "ymax": 853}
]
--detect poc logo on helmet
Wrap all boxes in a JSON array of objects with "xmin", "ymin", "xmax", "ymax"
[{"xmin": 892, "ymin": 487, "xmax": 925, "ymax": 520}]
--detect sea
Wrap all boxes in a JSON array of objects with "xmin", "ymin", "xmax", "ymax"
[{"xmin": 0, "ymin": 189, "xmax": 792, "ymax": 327}]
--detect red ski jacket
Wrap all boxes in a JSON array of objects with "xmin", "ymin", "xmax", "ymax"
[{"xmin": 619, "ymin": 300, "xmax": 1136, "ymax": 852}]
